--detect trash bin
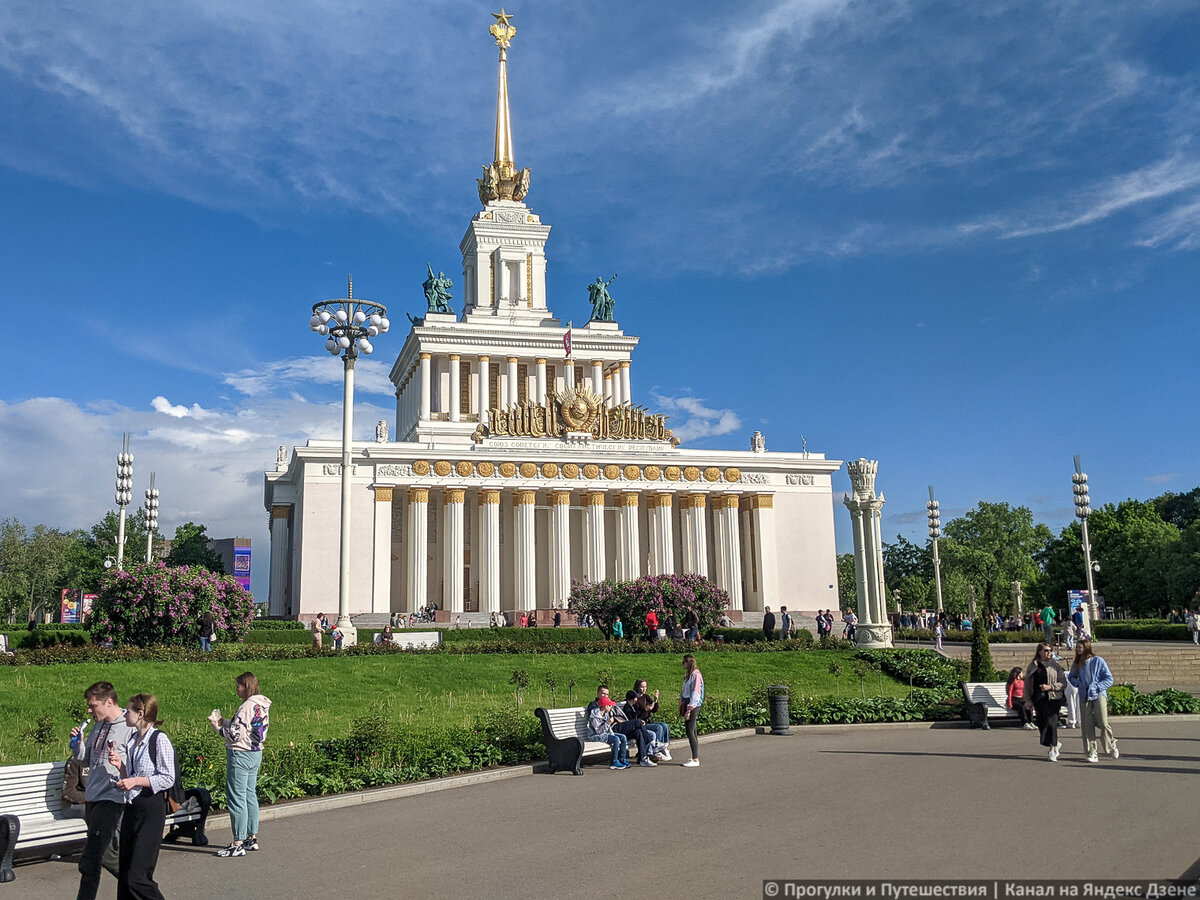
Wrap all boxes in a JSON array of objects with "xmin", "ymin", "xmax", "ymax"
[{"xmin": 767, "ymin": 685, "xmax": 791, "ymax": 735}]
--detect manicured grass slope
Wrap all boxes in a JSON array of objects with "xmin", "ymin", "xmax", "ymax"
[{"xmin": 0, "ymin": 650, "xmax": 905, "ymax": 764}]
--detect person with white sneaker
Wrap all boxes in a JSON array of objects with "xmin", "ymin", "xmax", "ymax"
[
  {"xmin": 1067, "ymin": 641, "xmax": 1118, "ymax": 763},
  {"xmin": 210, "ymin": 672, "xmax": 272, "ymax": 858},
  {"xmin": 625, "ymin": 681, "xmax": 672, "ymax": 761},
  {"xmin": 1023, "ymin": 643, "xmax": 1066, "ymax": 762},
  {"xmin": 679, "ymin": 654, "xmax": 704, "ymax": 767}
]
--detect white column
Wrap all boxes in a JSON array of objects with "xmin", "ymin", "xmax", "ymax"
[
  {"xmin": 268, "ymin": 505, "xmax": 291, "ymax": 616},
  {"xmin": 679, "ymin": 494, "xmax": 708, "ymax": 577},
  {"xmin": 847, "ymin": 501, "xmax": 869, "ymax": 621},
  {"xmin": 619, "ymin": 361, "xmax": 631, "ymax": 405},
  {"xmin": 442, "ymin": 488, "xmax": 465, "ymax": 613},
  {"xmin": 478, "ymin": 490, "xmax": 501, "ymax": 614},
  {"xmin": 477, "ymin": 356, "xmax": 490, "ymax": 419},
  {"xmin": 647, "ymin": 493, "xmax": 674, "ymax": 575},
  {"xmin": 448, "ymin": 354, "xmax": 461, "ymax": 422},
  {"xmin": 535, "ymin": 358, "xmax": 547, "ymax": 404},
  {"xmin": 869, "ymin": 500, "xmax": 886, "ymax": 625},
  {"xmin": 406, "ymin": 488, "xmax": 429, "ymax": 612},
  {"xmin": 582, "ymin": 491, "xmax": 607, "ymax": 582},
  {"xmin": 604, "ymin": 370, "xmax": 614, "ymax": 403},
  {"xmin": 591, "ymin": 360, "xmax": 604, "ymax": 396},
  {"xmin": 507, "ymin": 357, "xmax": 519, "ymax": 405},
  {"xmin": 564, "ymin": 359, "xmax": 575, "ymax": 393},
  {"xmin": 748, "ymin": 494, "xmax": 778, "ymax": 612},
  {"xmin": 514, "ymin": 490, "xmax": 537, "ymax": 609},
  {"xmin": 371, "ymin": 487, "xmax": 393, "ymax": 614},
  {"xmin": 615, "ymin": 492, "xmax": 641, "ymax": 581},
  {"xmin": 419, "ymin": 353, "xmax": 432, "ymax": 421},
  {"xmin": 548, "ymin": 490, "xmax": 571, "ymax": 606},
  {"xmin": 713, "ymin": 495, "xmax": 743, "ymax": 610}
]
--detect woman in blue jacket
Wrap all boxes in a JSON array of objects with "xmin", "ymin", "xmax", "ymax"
[{"xmin": 1067, "ymin": 641, "xmax": 1117, "ymax": 763}]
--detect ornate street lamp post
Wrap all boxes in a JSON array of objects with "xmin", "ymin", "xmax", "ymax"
[
  {"xmin": 144, "ymin": 472, "xmax": 159, "ymax": 563},
  {"xmin": 309, "ymin": 277, "xmax": 389, "ymax": 646},
  {"xmin": 926, "ymin": 486, "xmax": 944, "ymax": 613},
  {"xmin": 114, "ymin": 432, "xmax": 134, "ymax": 570},
  {"xmin": 1072, "ymin": 455, "xmax": 1098, "ymax": 635}
]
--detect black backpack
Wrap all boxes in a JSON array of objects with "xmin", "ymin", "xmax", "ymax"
[{"xmin": 148, "ymin": 729, "xmax": 186, "ymax": 812}]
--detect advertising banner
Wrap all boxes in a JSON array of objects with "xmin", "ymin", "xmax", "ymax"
[
  {"xmin": 60, "ymin": 589, "xmax": 81, "ymax": 623},
  {"xmin": 233, "ymin": 547, "xmax": 252, "ymax": 591}
]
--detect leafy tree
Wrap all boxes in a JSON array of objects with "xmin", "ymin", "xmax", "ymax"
[
  {"xmin": 0, "ymin": 518, "xmax": 81, "ymax": 623},
  {"xmin": 836, "ymin": 553, "xmax": 858, "ymax": 609},
  {"xmin": 1164, "ymin": 523, "xmax": 1200, "ymax": 608},
  {"xmin": 1088, "ymin": 500, "xmax": 1179, "ymax": 614},
  {"xmin": 164, "ymin": 522, "xmax": 225, "ymax": 573},
  {"xmin": 883, "ymin": 534, "xmax": 932, "ymax": 589},
  {"xmin": 897, "ymin": 573, "xmax": 931, "ymax": 612},
  {"xmin": 939, "ymin": 502, "xmax": 1052, "ymax": 616},
  {"xmin": 1154, "ymin": 488, "xmax": 1200, "ymax": 530},
  {"xmin": 1032, "ymin": 521, "xmax": 1084, "ymax": 610}
]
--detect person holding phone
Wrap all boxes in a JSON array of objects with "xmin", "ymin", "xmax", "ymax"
[
  {"xmin": 209, "ymin": 672, "xmax": 272, "ymax": 858},
  {"xmin": 680, "ymin": 654, "xmax": 704, "ymax": 768}
]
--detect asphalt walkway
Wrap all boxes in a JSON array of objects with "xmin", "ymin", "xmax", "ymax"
[{"xmin": 14, "ymin": 716, "xmax": 1199, "ymax": 899}]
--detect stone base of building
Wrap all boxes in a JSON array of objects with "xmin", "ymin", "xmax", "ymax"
[{"xmin": 853, "ymin": 623, "xmax": 893, "ymax": 649}]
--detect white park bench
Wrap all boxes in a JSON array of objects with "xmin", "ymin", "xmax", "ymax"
[
  {"xmin": 535, "ymin": 707, "xmax": 624, "ymax": 775},
  {"xmin": 958, "ymin": 681, "xmax": 1018, "ymax": 729}
]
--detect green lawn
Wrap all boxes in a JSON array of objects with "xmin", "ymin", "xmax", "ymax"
[{"xmin": 0, "ymin": 650, "xmax": 907, "ymax": 765}]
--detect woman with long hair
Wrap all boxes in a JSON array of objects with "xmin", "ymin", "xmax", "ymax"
[
  {"xmin": 1067, "ymin": 640, "xmax": 1118, "ymax": 763},
  {"xmin": 679, "ymin": 654, "xmax": 704, "ymax": 767},
  {"xmin": 1023, "ymin": 643, "xmax": 1066, "ymax": 761},
  {"xmin": 210, "ymin": 672, "xmax": 272, "ymax": 858}
]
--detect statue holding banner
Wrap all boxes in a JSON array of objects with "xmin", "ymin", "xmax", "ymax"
[
  {"xmin": 587, "ymin": 274, "xmax": 617, "ymax": 322},
  {"xmin": 423, "ymin": 264, "xmax": 454, "ymax": 314}
]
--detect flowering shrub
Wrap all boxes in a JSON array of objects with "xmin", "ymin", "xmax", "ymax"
[
  {"xmin": 89, "ymin": 562, "xmax": 256, "ymax": 647},
  {"xmin": 568, "ymin": 574, "xmax": 729, "ymax": 638}
]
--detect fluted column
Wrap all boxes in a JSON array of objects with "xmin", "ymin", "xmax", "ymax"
[
  {"xmin": 535, "ymin": 358, "xmax": 547, "ymax": 404},
  {"xmin": 869, "ymin": 500, "xmax": 886, "ymax": 625},
  {"xmin": 448, "ymin": 354, "xmax": 461, "ymax": 422},
  {"xmin": 419, "ymin": 353, "xmax": 432, "ymax": 421},
  {"xmin": 476, "ymin": 356, "xmax": 490, "ymax": 419},
  {"xmin": 679, "ymin": 493, "xmax": 708, "ymax": 577},
  {"xmin": 748, "ymin": 494, "xmax": 778, "ymax": 611},
  {"xmin": 371, "ymin": 487, "xmax": 393, "ymax": 614},
  {"xmin": 591, "ymin": 359, "xmax": 604, "ymax": 396},
  {"xmin": 619, "ymin": 361, "xmax": 631, "ymax": 404},
  {"xmin": 478, "ymin": 489, "xmax": 501, "ymax": 614},
  {"xmin": 269, "ymin": 505, "xmax": 291, "ymax": 616},
  {"xmin": 582, "ymin": 491, "xmax": 607, "ymax": 583},
  {"xmin": 406, "ymin": 488, "xmax": 429, "ymax": 612},
  {"xmin": 442, "ymin": 488, "xmax": 465, "ymax": 612},
  {"xmin": 604, "ymin": 369, "xmax": 614, "ymax": 403},
  {"xmin": 514, "ymin": 490, "xmax": 537, "ymax": 609},
  {"xmin": 507, "ymin": 356, "xmax": 519, "ymax": 405},
  {"xmin": 712, "ymin": 495, "xmax": 743, "ymax": 609},
  {"xmin": 647, "ymin": 492, "xmax": 674, "ymax": 575},
  {"xmin": 615, "ymin": 491, "xmax": 641, "ymax": 581},
  {"xmin": 548, "ymin": 490, "xmax": 571, "ymax": 606}
]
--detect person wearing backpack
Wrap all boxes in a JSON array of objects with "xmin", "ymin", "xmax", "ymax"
[
  {"xmin": 108, "ymin": 693, "xmax": 175, "ymax": 900},
  {"xmin": 209, "ymin": 672, "xmax": 272, "ymax": 858}
]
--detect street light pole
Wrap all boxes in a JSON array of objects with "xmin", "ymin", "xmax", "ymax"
[
  {"xmin": 144, "ymin": 472, "xmax": 159, "ymax": 563},
  {"xmin": 114, "ymin": 432, "xmax": 133, "ymax": 570},
  {"xmin": 309, "ymin": 276, "xmax": 389, "ymax": 647},
  {"xmin": 1072, "ymin": 455, "xmax": 1098, "ymax": 636},
  {"xmin": 926, "ymin": 485, "xmax": 944, "ymax": 613}
]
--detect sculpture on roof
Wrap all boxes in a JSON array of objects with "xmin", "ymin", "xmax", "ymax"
[
  {"xmin": 587, "ymin": 275, "xmax": 618, "ymax": 322},
  {"xmin": 422, "ymin": 264, "xmax": 454, "ymax": 314}
]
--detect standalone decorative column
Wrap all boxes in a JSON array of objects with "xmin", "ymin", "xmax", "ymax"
[
  {"xmin": 419, "ymin": 353, "xmax": 432, "ymax": 421},
  {"xmin": 582, "ymin": 491, "xmax": 607, "ymax": 582},
  {"xmin": 449, "ymin": 354, "xmax": 461, "ymax": 422},
  {"xmin": 442, "ymin": 488, "xmax": 465, "ymax": 612},
  {"xmin": 647, "ymin": 493, "xmax": 674, "ymax": 575},
  {"xmin": 712, "ymin": 495, "xmax": 744, "ymax": 610},
  {"xmin": 843, "ymin": 459, "xmax": 892, "ymax": 648},
  {"xmin": 679, "ymin": 494, "xmax": 708, "ymax": 577},
  {"xmin": 615, "ymin": 492, "xmax": 641, "ymax": 581},
  {"xmin": 548, "ymin": 490, "xmax": 571, "ymax": 605},
  {"xmin": 478, "ymin": 490, "xmax": 501, "ymax": 613},
  {"xmin": 406, "ymin": 487, "xmax": 429, "ymax": 613},
  {"xmin": 371, "ymin": 486, "xmax": 393, "ymax": 614},
  {"xmin": 514, "ymin": 490, "xmax": 537, "ymax": 609}
]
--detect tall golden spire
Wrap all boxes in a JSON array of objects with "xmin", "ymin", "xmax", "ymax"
[{"xmin": 479, "ymin": 9, "xmax": 530, "ymax": 204}]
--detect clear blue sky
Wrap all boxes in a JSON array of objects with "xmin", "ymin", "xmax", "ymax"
[{"xmin": 1, "ymin": 2, "xmax": 1197, "ymax": 599}]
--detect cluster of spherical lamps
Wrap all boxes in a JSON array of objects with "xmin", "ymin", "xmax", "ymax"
[
  {"xmin": 114, "ymin": 432, "xmax": 134, "ymax": 570},
  {"xmin": 308, "ymin": 277, "xmax": 389, "ymax": 646},
  {"xmin": 144, "ymin": 472, "xmax": 160, "ymax": 563},
  {"xmin": 926, "ymin": 485, "xmax": 944, "ymax": 612},
  {"xmin": 1073, "ymin": 455, "xmax": 1099, "ymax": 631}
]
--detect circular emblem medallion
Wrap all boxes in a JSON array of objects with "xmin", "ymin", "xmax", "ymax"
[
  {"xmin": 434, "ymin": 460, "xmax": 452, "ymax": 477},
  {"xmin": 456, "ymin": 461, "xmax": 474, "ymax": 477},
  {"xmin": 412, "ymin": 460, "xmax": 431, "ymax": 476},
  {"xmin": 562, "ymin": 463, "xmax": 580, "ymax": 479},
  {"xmin": 683, "ymin": 466, "xmax": 701, "ymax": 482},
  {"xmin": 724, "ymin": 467, "xmax": 741, "ymax": 483},
  {"xmin": 664, "ymin": 466, "xmax": 681, "ymax": 482},
  {"xmin": 519, "ymin": 462, "xmax": 537, "ymax": 479},
  {"xmin": 623, "ymin": 465, "xmax": 641, "ymax": 481},
  {"xmin": 704, "ymin": 466, "xmax": 720, "ymax": 482},
  {"xmin": 477, "ymin": 461, "xmax": 495, "ymax": 477},
  {"xmin": 541, "ymin": 463, "xmax": 559, "ymax": 479},
  {"xmin": 583, "ymin": 464, "xmax": 600, "ymax": 479},
  {"xmin": 644, "ymin": 465, "xmax": 662, "ymax": 481},
  {"xmin": 604, "ymin": 464, "xmax": 621, "ymax": 480},
  {"xmin": 499, "ymin": 462, "xmax": 517, "ymax": 478}
]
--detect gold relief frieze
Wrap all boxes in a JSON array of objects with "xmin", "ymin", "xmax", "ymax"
[
  {"xmin": 541, "ymin": 462, "xmax": 559, "ymax": 479},
  {"xmin": 519, "ymin": 462, "xmax": 537, "ymax": 478},
  {"xmin": 514, "ymin": 490, "xmax": 537, "ymax": 506},
  {"xmin": 644, "ymin": 465, "xmax": 662, "ymax": 481},
  {"xmin": 615, "ymin": 492, "xmax": 640, "ymax": 507},
  {"xmin": 412, "ymin": 460, "xmax": 431, "ymax": 476},
  {"xmin": 473, "ymin": 386, "xmax": 680, "ymax": 447},
  {"xmin": 561, "ymin": 462, "xmax": 580, "ymax": 479},
  {"xmin": 477, "ymin": 461, "xmax": 496, "ymax": 477},
  {"xmin": 373, "ymin": 486, "xmax": 394, "ymax": 503},
  {"xmin": 434, "ymin": 460, "xmax": 453, "ymax": 477},
  {"xmin": 623, "ymin": 464, "xmax": 641, "ymax": 481},
  {"xmin": 479, "ymin": 489, "xmax": 501, "ymax": 505},
  {"xmin": 408, "ymin": 487, "xmax": 430, "ymax": 503},
  {"xmin": 499, "ymin": 462, "xmax": 518, "ymax": 478},
  {"xmin": 683, "ymin": 466, "xmax": 701, "ymax": 482},
  {"xmin": 703, "ymin": 466, "xmax": 721, "ymax": 482},
  {"xmin": 583, "ymin": 464, "xmax": 601, "ymax": 479},
  {"xmin": 603, "ymin": 464, "xmax": 621, "ymax": 480},
  {"xmin": 724, "ymin": 467, "xmax": 742, "ymax": 482},
  {"xmin": 664, "ymin": 465, "xmax": 681, "ymax": 482},
  {"xmin": 456, "ymin": 461, "xmax": 475, "ymax": 478},
  {"xmin": 443, "ymin": 488, "xmax": 466, "ymax": 504}
]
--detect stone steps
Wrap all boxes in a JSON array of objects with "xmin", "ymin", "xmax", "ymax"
[{"xmin": 939, "ymin": 643, "xmax": 1200, "ymax": 692}]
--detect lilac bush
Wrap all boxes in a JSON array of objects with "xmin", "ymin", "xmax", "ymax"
[
  {"xmin": 569, "ymin": 574, "xmax": 729, "ymax": 637},
  {"xmin": 89, "ymin": 562, "xmax": 256, "ymax": 647}
]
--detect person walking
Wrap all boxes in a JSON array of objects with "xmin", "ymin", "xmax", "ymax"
[
  {"xmin": 72, "ymin": 681, "xmax": 136, "ymax": 900},
  {"xmin": 1068, "ymin": 640, "xmax": 1118, "ymax": 763},
  {"xmin": 199, "ymin": 612, "xmax": 215, "ymax": 652},
  {"xmin": 762, "ymin": 606, "xmax": 776, "ymax": 640},
  {"xmin": 1040, "ymin": 603, "xmax": 1056, "ymax": 645},
  {"xmin": 1006, "ymin": 667, "xmax": 1034, "ymax": 730},
  {"xmin": 779, "ymin": 606, "xmax": 792, "ymax": 640},
  {"xmin": 1187, "ymin": 608, "xmax": 1199, "ymax": 646},
  {"xmin": 210, "ymin": 672, "xmax": 272, "ymax": 858},
  {"xmin": 680, "ymin": 654, "xmax": 704, "ymax": 768},
  {"xmin": 1023, "ymin": 643, "xmax": 1066, "ymax": 761},
  {"xmin": 310, "ymin": 615, "xmax": 323, "ymax": 650},
  {"xmin": 109, "ymin": 694, "xmax": 175, "ymax": 900}
]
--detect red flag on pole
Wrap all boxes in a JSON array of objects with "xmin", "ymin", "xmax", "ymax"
[{"xmin": 563, "ymin": 322, "xmax": 572, "ymax": 358}]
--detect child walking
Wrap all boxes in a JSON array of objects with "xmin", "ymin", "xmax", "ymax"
[{"xmin": 1006, "ymin": 666, "xmax": 1033, "ymax": 729}]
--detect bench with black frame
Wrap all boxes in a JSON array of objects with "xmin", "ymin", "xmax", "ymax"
[
  {"xmin": 0, "ymin": 760, "xmax": 211, "ymax": 885},
  {"xmin": 959, "ymin": 681, "xmax": 1068, "ymax": 730},
  {"xmin": 536, "ymin": 706, "xmax": 664, "ymax": 775}
]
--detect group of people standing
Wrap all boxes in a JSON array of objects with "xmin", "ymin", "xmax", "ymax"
[
  {"xmin": 586, "ymin": 655, "xmax": 704, "ymax": 769},
  {"xmin": 72, "ymin": 672, "xmax": 271, "ymax": 899},
  {"xmin": 813, "ymin": 608, "xmax": 854, "ymax": 641},
  {"xmin": 1008, "ymin": 640, "xmax": 1118, "ymax": 763}
]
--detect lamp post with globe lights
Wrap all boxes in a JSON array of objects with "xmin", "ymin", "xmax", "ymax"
[
  {"xmin": 309, "ymin": 277, "xmax": 389, "ymax": 646},
  {"xmin": 1072, "ymin": 455, "xmax": 1098, "ymax": 636},
  {"xmin": 926, "ymin": 485, "xmax": 944, "ymax": 613},
  {"xmin": 144, "ymin": 473, "xmax": 160, "ymax": 563},
  {"xmin": 114, "ymin": 432, "xmax": 134, "ymax": 570}
]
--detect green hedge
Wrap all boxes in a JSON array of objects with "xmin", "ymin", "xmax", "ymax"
[
  {"xmin": 242, "ymin": 630, "xmax": 313, "ymax": 646},
  {"xmin": 0, "ymin": 629, "xmax": 90, "ymax": 649},
  {"xmin": 248, "ymin": 620, "xmax": 307, "ymax": 631},
  {"xmin": 1094, "ymin": 623, "xmax": 1190, "ymax": 641}
]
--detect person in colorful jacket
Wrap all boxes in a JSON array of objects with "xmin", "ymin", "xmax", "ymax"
[
  {"xmin": 209, "ymin": 672, "xmax": 272, "ymax": 857},
  {"xmin": 1066, "ymin": 641, "xmax": 1117, "ymax": 763}
]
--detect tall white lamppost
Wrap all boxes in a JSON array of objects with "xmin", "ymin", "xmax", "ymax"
[
  {"xmin": 926, "ymin": 486, "xmax": 944, "ymax": 613},
  {"xmin": 144, "ymin": 473, "xmax": 159, "ymax": 563},
  {"xmin": 114, "ymin": 433, "xmax": 134, "ymax": 570},
  {"xmin": 309, "ymin": 277, "xmax": 389, "ymax": 647},
  {"xmin": 1072, "ymin": 455, "xmax": 1098, "ymax": 635}
]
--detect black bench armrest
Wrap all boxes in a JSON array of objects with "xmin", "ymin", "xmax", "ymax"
[{"xmin": 535, "ymin": 708, "xmax": 586, "ymax": 776}]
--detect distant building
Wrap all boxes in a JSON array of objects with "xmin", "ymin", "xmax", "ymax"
[{"xmin": 208, "ymin": 537, "xmax": 252, "ymax": 594}]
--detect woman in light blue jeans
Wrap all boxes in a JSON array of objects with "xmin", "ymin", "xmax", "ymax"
[{"xmin": 209, "ymin": 672, "xmax": 272, "ymax": 857}]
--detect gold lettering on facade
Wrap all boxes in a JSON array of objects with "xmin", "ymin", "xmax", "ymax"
[{"xmin": 472, "ymin": 386, "xmax": 679, "ymax": 446}]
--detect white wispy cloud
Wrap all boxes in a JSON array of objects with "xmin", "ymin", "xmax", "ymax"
[
  {"xmin": 651, "ymin": 393, "xmax": 742, "ymax": 444},
  {"xmin": 223, "ymin": 356, "xmax": 394, "ymax": 397}
]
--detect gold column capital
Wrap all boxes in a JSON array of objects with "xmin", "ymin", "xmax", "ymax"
[
  {"xmin": 443, "ymin": 488, "xmax": 466, "ymax": 504},
  {"xmin": 478, "ymin": 355, "xmax": 490, "ymax": 362},
  {"xmin": 711, "ymin": 494, "xmax": 740, "ymax": 510},
  {"xmin": 373, "ymin": 486, "xmax": 394, "ymax": 503},
  {"xmin": 408, "ymin": 487, "xmax": 429, "ymax": 503},
  {"xmin": 615, "ymin": 491, "xmax": 640, "ymax": 508},
  {"xmin": 679, "ymin": 493, "xmax": 707, "ymax": 510},
  {"xmin": 547, "ymin": 490, "xmax": 571, "ymax": 506},
  {"xmin": 535, "ymin": 357, "xmax": 547, "ymax": 366},
  {"xmin": 749, "ymin": 493, "xmax": 775, "ymax": 510},
  {"xmin": 271, "ymin": 505, "xmax": 291, "ymax": 519},
  {"xmin": 479, "ymin": 489, "xmax": 501, "ymax": 505},
  {"xmin": 646, "ymin": 492, "xmax": 673, "ymax": 509},
  {"xmin": 419, "ymin": 352, "xmax": 432, "ymax": 361},
  {"xmin": 514, "ymin": 490, "xmax": 537, "ymax": 506},
  {"xmin": 582, "ymin": 491, "xmax": 606, "ymax": 507},
  {"xmin": 507, "ymin": 356, "xmax": 519, "ymax": 364},
  {"xmin": 449, "ymin": 353, "xmax": 461, "ymax": 361},
  {"xmin": 619, "ymin": 360, "xmax": 630, "ymax": 369},
  {"xmin": 591, "ymin": 359, "xmax": 603, "ymax": 368}
]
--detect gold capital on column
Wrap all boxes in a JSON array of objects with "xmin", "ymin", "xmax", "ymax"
[
  {"xmin": 373, "ymin": 486, "xmax": 394, "ymax": 503},
  {"xmin": 582, "ymin": 491, "xmax": 606, "ymax": 507},
  {"xmin": 616, "ymin": 492, "xmax": 640, "ymax": 508},
  {"xmin": 479, "ymin": 489, "xmax": 501, "ymax": 505},
  {"xmin": 712, "ymin": 494, "xmax": 739, "ymax": 510},
  {"xmin": 647, "ymin": 492, "xmax": 672, "ymax": 509},
  {"xmin": 514, "ymin": 490, "xmax": 537, "ymax": 506},
  {"xmin": 271, "ymin": 505, "xmax": 292, "ymax": 518},
  {"xmin": 548, "ymin": 490, "xmax": 571, "ymax": 506},
  {"xmin": 478, "ymin": 355, "xmax": 490, "ymax": 362},
  {"xmin": 535, "ymin": 357, "xmax": 547, "ymax": 365},
  {"xmin": 408, "ymin": 487, "xmax": 429, "ymax": 503},
  {"xmin": 507, "ymin": 356, "xmax": 519, "ymax": 364},
  {"xmin": 443, "ymin": 488, "xmax": 466, "ymax": 504},
  {"xmin": 449, "ymin": 353, "xmax": 461, "ymax": 361},
  {"xmin": 679, "ymin": 493, "xmax": 706, "ymax": 510},
  {"xmin": 419, "ymin": 352, "xmax": 432, "ymax": 360},
  {"xmin": 749, "ymin": 494, "xmax": 774, "ymax": 509}
]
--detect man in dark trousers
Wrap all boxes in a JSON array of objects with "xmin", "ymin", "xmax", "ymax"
[{"xmin": 762, "ymin": 606, "xmax": 777, "ymax": 639}]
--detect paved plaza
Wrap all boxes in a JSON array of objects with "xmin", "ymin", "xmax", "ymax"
[{"xmin": 14, "ymin": 716, "xmax": 1199, "ymax": 899}]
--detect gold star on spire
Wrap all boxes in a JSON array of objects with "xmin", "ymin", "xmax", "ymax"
[
  {"xmin": 489, "ymin": 8, "xmax": 517, "ymax": 49},
  {"xmin": 491, "ymin": 8, "xmax": 513, "ymax": 28}
]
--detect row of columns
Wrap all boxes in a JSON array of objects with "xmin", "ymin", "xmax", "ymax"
[{"xmin": 381, "ymin": 487, "xmax": 763, "ymax": 614}]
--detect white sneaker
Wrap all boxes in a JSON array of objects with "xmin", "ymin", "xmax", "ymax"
[
  {"xmin": 1048, "ymin": 742, "xmax": 1061, "ymax": 762},
  {"xmin": 1022, "ymin": 723, "xmax": 1035, "ymax": 730},
  {"xmin": 639, "ymin": 758, "xmax": 657, "ymax": 767},
  {"xmin": 1109, "ymin": 744, "xmax": 1119, "ymax": 759},
  {"xmin": 682, "ymin": 759, "xmax": 700, "ymax": 767},
  {"xmin": 658, "ymin": 747, "xmax": 672, "ymax": 761},
  {"xmin": 1086, "ymin": 753, "xmax": 1099, "ymax": 763}
]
